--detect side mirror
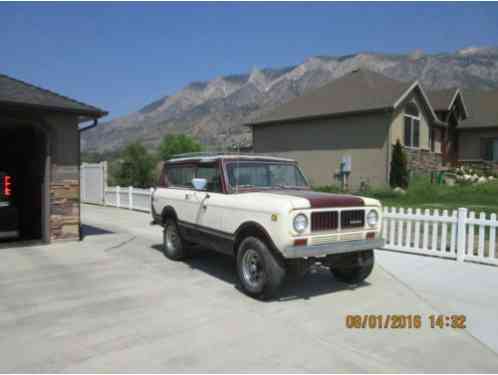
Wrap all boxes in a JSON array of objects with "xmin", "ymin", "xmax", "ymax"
[{"xmin": 192, "ymin": 178, "xmax": 207, "ymax": 191}]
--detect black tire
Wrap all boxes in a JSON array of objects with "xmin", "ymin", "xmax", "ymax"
[
  {"xmin": 330, "ymin": 250, "xmax": 374, "ymax": 284},
  {"xmin": 236, "ymin": 237, "xmax": 286, "ymax": 300},
  {"xmin": 162, "ymin": 219, "xmax": 188, "ymax": 260}
]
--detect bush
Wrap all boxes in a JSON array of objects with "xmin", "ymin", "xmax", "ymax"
[
  {"xmin": 389, "ymin": 140, "xmax": 409, "ymax": 189},
  {"xmin": 112, "ymin": 142, "xmax": 156, "ymax": 188},
  {"xmin": 158, "ymin": 134, "xmax": 202, "ymax": 161}
]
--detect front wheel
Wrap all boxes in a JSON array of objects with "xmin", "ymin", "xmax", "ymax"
[
  {"xmin": 162, "ymin": 219, "xmax": 188, "ymax": 260},
  {"xmin": 330, "ymin": 250, "xmax": 374, "ymax": 284},
  {"xmin": 236, "ymin": 237, "xmax": 285, "ymax": 300}
]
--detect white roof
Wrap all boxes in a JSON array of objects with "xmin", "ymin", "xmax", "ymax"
[{"xmin": 168, "ymin": 153, "xmax": 295, "ymax": 163}]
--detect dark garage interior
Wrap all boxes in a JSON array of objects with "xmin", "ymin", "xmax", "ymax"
[{"xmin": 0, "ymin": 123, "xmax": 47, "ymax": 243}]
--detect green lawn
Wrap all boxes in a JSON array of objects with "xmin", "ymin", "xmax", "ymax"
[{"xmin": 315, "ymin": 177, "xmax": 498, "ymax": 215}]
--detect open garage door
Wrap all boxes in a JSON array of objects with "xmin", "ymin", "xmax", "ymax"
[{"xmin": 0, "ymin": 123, "xmax": 48, "ymax": 244}]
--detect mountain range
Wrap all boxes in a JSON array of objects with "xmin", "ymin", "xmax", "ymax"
[{"xmin": 81, "ymin": 46, "xmax": 498, "ymax": 153}]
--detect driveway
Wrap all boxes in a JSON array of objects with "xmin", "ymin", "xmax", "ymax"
[{"xmin": 0, "ymin": 204, "xmax": 497, "ymax": 371}]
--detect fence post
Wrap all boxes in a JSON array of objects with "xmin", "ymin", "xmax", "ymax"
[
  {"xmin": 80, "ymin": 163, "xmax": 85, "ymax": 204},
  {"xmin": 116, "ymin": 186, "xmax": 121, "ymax": 208},
  {"xmin": 149, "ymin": 188, "xmax": 154, "ymax": 213},
  {"xmin": 129, "ymin": 186, "xmax": 133, "ymax": 210},
  {"xmin": 457, "ymin": 207, "xmax": 468, "ymax": 262}
]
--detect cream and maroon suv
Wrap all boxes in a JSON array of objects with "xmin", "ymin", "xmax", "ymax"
[{"xmin": 152, "ymin": 153, "xmax": 384, "ymax": 299}]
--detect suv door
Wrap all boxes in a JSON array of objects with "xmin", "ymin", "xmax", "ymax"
[
  {"xmin": 195, "ymin": 162, "xmax": 222, "ymax": 228},
  {"xmin": 162, "ymin": 163, "xmax": 199, "ymax": 224},
  {"xmin": 194, "ymin": 162, "xmax": 231, "ymax": 252}
]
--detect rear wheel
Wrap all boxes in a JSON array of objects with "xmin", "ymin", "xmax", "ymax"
[
  {"xmin": 236, "ymin": 237, "xmax": 285, "ymax": 300},
  {"xmin": 330, "ymin": 250, "xmax": 374, "ymax": 284},
  {"xmin": 162, "ymin": 219, "xmax": 188, "ymax": 260}
]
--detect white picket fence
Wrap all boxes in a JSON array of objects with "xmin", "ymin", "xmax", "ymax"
[
  {"xmin": 104, "ymin": 186, "xmax": 154, "ymax": 213},
  {"xmin": 92, "ymin": 185, "xmax": 498, "ymax": 267},
  {"xmin": 383, "ymin": 207, "xmax": 498, "ymax": 266}
]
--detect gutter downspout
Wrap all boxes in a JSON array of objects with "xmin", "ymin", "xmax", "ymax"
[{"xmin": 79, "ymin": 118, "xmax": 99, "ymax": 131}]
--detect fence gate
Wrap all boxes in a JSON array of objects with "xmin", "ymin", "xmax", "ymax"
[{"xmin": 80, "ymin": 162, "xmax": 106, "ymax": 205}]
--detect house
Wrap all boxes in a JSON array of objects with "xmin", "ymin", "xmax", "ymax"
[
  {"xmin": 458, "ymin": 89, "xmax": 498, "ymax": 163},
  {"xmin": 246, "ymin": 69, "xmax": 498, "ymax": 188},
  {"xmin": 247, "ymin": 69, "xmax": 460, "ymax": 188},
  {"xmin": 0, "ymin": 73, "xmax": 107, "ymax": 244}
]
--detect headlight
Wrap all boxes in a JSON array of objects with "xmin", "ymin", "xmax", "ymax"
[
  {"xmin": 366, "ymin": 210, "xmax": 379, "ymax": 227},
  {"xmin": 293, "ymin": 213, "xmax": 308, "ymax": 233}
]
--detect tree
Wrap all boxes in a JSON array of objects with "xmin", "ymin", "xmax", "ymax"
[
  {"xmin": 158, "ymin": 134, "xmax": 202, "ymax": 161},
  {"xmin": 390, "ymin": 140, "xmax": 409, "ymax": 189},
  {"xmin": 113, "ymin": 142, "xmax": 156, "ymax": 188}
]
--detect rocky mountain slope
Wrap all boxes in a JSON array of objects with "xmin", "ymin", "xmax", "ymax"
[{"xmin": 82, "ymin": 46, "xmax": 498, "ymax": 153}]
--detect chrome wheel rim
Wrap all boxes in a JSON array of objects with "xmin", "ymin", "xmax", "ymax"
[
  {"xmin": 241, "ymin": 249, "xmax": 264, "ymax": 290},
  {"xmin": 165, "ymin": 224, "xmax": 179, "ymax": 251}
]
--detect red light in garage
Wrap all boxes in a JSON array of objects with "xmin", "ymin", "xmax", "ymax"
[
  {"xmin": 3, "ymin": 175, "xmax": 12, "ymax": 197},
  {"xmin": 366, "ymin": 232, "xmax": 375, "ymax": 240}
]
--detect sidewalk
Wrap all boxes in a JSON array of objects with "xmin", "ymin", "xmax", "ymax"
[{"xmin": 376, "ymin": 249, "xmax": 498, "ymax": 354}]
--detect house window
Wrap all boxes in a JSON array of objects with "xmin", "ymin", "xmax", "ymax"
[{"xmin": 403, "ymin": 102, "xmax": 420, "ymax": 148}]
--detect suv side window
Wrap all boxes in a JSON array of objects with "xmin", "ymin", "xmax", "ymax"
[
  {"xmin": 197, "ymin": 163, "xmax": 222, "ymax": 193},
  {"xmin": 166, "ymin": 165, "xmax": 196, "ymax": 188}
]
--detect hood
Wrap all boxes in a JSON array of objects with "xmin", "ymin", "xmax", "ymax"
[{"xmin": 264, "ymin": 190, "xmax": 365, "ymax": 209}]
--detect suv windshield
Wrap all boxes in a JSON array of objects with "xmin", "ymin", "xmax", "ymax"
[{"xmin": 226, "ymin": 162, "xmax": 308, "ymax": 190}]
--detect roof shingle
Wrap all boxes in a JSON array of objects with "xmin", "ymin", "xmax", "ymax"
[
  {"xmin": 247, "ymin": 69, "xmax": 413, "ymax": 125},
  {"xmin": 0, "ymin": 73, "xmax": 107, "ymax": 117},
  {"xmin": 459, "ymin": 89, "xmax": 498, "ymax": 129},
  {"xmin": 426, "ymin": 88, "xmax": 459, "ymax": 111}
]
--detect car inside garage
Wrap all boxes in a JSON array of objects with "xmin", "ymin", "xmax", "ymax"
[{"xmin": 0, "ymin": 73, "xmax": 107, "ymax": 246}]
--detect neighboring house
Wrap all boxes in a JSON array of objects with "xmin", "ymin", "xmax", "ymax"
[
  {"xmin": 458, "ymin": 89, "xmax": 498, "ymax": 163},
  {"xmin": 246, "ymin": 69, "xmax": 451, "ymax": 188},
  {"xmin": 0, "ymin": 73, "xmax": 107, "ymax": 244}
]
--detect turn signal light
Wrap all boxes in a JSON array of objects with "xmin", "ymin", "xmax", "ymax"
[
  {"xmin": 294, "ymin": 238, "xmax": 308, "ymax": 246},
  {"xmin": 366, "ymin": 232, "xmax": 376, "ymax": 240}
]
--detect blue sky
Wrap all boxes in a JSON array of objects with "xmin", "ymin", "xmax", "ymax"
[{"xmin": 1, "ymin": 2, "xmax": 498, "ymax": 119}]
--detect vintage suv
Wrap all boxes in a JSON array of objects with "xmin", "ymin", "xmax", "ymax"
[{"xmin": 152, "ymin": 153, "xmax": 384, "ymax": 299}]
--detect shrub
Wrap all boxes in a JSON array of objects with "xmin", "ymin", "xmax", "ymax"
[
  {"xmin": 389, "ymin": 140, "xmax": 409, "ymax": 189},
  {"xmin": 158, "ymin": 134, "xmax": 202, "ymax": 161},
  {"xmin": 112, "ymin": 142, "xmax": 156, "ymax": 188}
]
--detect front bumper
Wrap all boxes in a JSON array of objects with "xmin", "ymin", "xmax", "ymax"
[{"xmin": 283, "ymin": 238, "xmax": 385, "ymax": 259}]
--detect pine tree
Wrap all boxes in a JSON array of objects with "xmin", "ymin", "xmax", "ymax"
[{"xmin": 390, "ymin": 140, "xmax": 409, "ymax": 189}]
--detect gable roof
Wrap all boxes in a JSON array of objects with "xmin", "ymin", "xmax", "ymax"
[
  {"xmin": 459, "ymin": 89, "xmax": 498, "ymax": 129},
  {"xmin": 427, "ymin": 88, "xmax": 469, "ymax": 119},
  {"xmin": 247, "ymin": 69, "xmax": 439, "ymax": 126},
  {"xmin": 0, "ymin": 73, "xmax": 107, "ymax": 119}
]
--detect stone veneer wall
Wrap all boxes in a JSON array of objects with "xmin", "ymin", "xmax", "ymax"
[
  {"xmin": 50, "ymin": 165, "xmax": 80, "ymax": 241},
  {"xmin": 402, "ymin": 147, "xmax": 443, "ymax": 175}
]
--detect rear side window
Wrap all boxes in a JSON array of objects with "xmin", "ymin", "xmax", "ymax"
[{"xmin": 165, "ymin": 165, "xmax": 195, "ymax": 188}]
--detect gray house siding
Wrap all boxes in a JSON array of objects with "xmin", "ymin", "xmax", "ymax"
[
  {"xmin": 458, "ymin": 127, "xmax": 498, "ymax": 160},
  {"xmin": 253, "ymin": 112, "xmax": 391, "ymax": 188}
]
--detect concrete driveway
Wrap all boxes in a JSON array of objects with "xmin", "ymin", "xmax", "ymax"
[{"xmin": 0, "ymin": 204, "xmax": 497, "ymax": 371}]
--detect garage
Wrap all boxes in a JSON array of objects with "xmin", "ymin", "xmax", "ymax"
[{"xmin": 0, "ymin": 73, "xmax": 107, "ymax": 245}]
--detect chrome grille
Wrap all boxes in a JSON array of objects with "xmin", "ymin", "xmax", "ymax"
[
  {"xmin": 311, "ymin": 211, "xmax": 338, "ymax": 232},
  {"xmin": 341, "ymin": 210, "xmax": 365, "ymax": 229}
]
